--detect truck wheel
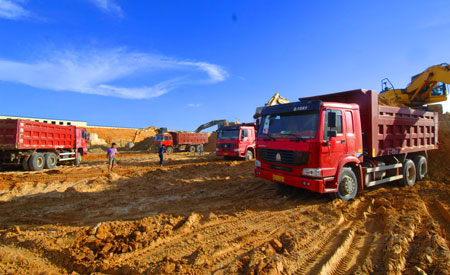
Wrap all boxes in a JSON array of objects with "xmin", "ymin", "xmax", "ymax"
[
  {"xmin": 189, "ymin": 145, "xmax": 196, "ymax": 153},
  {"xmin": 44, "ymin": 153, "xmax": 57, "ymax": 169},
  {"xmin": 196, "ymin": 145, "xmax": 202, "ymax": 152},
  {"xmin": 75, "ymin": 153, "xmax": 82, "ymax": 166},
  {"xmin": 401, "ymin": 159, "xmax": 416, "ymax": 186},
  {"xmin": 166, "ymin": 146, "xmax": 174, "ymax": 154},
  {"xmin": 245, "ymin": 150, "xmax": 254, "ymax": 160},
  {"xmin": 29, "ymin": 153, "xmax": 45, "ymax": 171},
  {"xmin": 22, "ymin": 156, "xmax": 30, "ymax": 171},
  {"xmin": 414, "ymin": 156, "xmax": 427, "ymax": 181},
  {"xmin": 336, "ymin": 167, "xmax": 358, "ymax": 201}
]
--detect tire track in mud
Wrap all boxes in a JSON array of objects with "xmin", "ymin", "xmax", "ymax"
[
  {"xmin": 285, "ymin": 200, "xmax": 372, "ymax": 275},
  {"xmin": 116, "ymin": 203, "xmax": 341, "ymax": 273},
  {"xmin": 119, "ymin": 211, "xmax": 285, "ymax": 264}
]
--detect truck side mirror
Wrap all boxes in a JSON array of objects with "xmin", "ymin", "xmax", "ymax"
[
  {"xmin": 328, "ymin": 112, "xmax": 337, "ymax": 128},
  {"xmin": 327, "ymin": 130, "xmax": 337, "ymax": 138}
]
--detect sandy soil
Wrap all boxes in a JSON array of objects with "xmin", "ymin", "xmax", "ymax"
[{"xmin": 0, "ymin": 151, "xmax": 449, "ymax": 275}]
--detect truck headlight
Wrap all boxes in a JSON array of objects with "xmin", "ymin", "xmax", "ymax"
[
  {"xmin": 216, "ymin": 148, "xmax": 219, "ymax": 151},
  {"xmin": 234, "ymin": 149, "xmax": 240, "ymax": 152},
  {"xmin": 255, "ymin": 160, "xmax": 261, "ymax": 168},
  {"xmin": 302, "ymin": 168, "xmax": 321, "ymax": 178}
]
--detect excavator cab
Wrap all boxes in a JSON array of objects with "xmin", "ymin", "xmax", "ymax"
[
  {"xmin": 429, "ymin": 82, "xmax": 447, "ymax": 97},
  {"xmin": 380, "ymin": 63, "xmax": 450, "ymax": 107}
]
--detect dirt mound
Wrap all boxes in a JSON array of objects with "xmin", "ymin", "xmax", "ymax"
[
  {"xmin": 204, "ymin": 132, "xmax": 217, "ymax": 152},
  {"xmin": 429, "ymin": 113, "xmax": 450, "ymax": 182},
  {"xmin": 67, "ymin": 215, "xmax": 185, "ymax": 273},
  {"xmin": 87, "ymin": 126, "xmax": 158, "ymax": 148},
  {"xmin": 132, "ymin": 137, "xmax": 156, "ymax": 151}
]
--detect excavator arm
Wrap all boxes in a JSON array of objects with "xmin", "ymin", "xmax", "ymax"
[
  {"xmin": 254, "ymin": 93, "xmax": 291, "ymax": 118},
  {"xmin": 380, "ymin": 63, "xmax": 450, "ymax": 107},
  {"xmin": 195, "ymin": 120, "xmax": 228, "ymax": 133}
]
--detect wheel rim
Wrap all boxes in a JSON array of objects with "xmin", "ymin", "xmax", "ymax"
[
  {"xmin": 340, "ymin": 175, "xmax": 355, "ymax": 196},
  {"xmin": 50, "ymin": 156, "xmax": 56, "ymax": 166},
  {"xmin": 420, "ymin": 162, "xmax": 427, "ymax": 178},
  {"xmin": 37, "ymin": 157, "xmax": 44, "ymax": 167},
  {"xmin": 407, "ymin": 165, "xmax": 415, "ymax": 181}
]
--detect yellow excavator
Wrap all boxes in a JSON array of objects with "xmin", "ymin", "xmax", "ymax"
[
  {"xmin": 380, "ymin": 63, "xmax": 450, "ymax": 107},
  {"xmin": 254, "ymin": 93, "xmax": 291, "ymax": 119}
]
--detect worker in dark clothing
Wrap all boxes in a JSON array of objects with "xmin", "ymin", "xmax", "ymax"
[{"xmin": 158, "ymin": 144, "xmax": 166, "ymax": 166}]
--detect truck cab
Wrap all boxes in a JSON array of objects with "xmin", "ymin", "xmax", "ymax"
[
  {"xmin": 75, "ymin": 127, "xmax": 89, "ymax": 157},
  {"xmin": 216, "ymin": 123, "xmax": 256, "ymax": 160},
  {"xmin": 254, "ymin": 100, "xmax": 363, "ymax": 199},
  {"xmin": 154, "ymin": 133, "xmax": 173, "ymax": 148}
]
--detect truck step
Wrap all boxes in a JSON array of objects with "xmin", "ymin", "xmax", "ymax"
[{"xmin": 366, "ymin": 175, "xmax": 403, "ymax": 187}]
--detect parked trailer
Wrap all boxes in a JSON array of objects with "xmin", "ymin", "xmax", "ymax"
[
  {"xmin": 0, "ymin": 119, "xmax": 89, "ymax": 171},
  {"xmin": 254, "ymin": 89, "xmax": 438, "ymax": 200},
  {"xmin": 216, "ymin": 123, "xmax": 257, "ymax": 160},
  {"xmin": 154, "ymin": 131, "xmax": 209, "ymax": 153}
]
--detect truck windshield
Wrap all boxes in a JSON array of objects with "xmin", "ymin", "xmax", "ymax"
[
  {"xmin": 258, "ymin": 111, "xmax": 319, "ymax": 139},
  {"xmin": 154, "ymin": 135, "xmax": 163, "ymax": 141},
  {"xmin": 217, "ymin": 129, "xmax": 239, "ymax": 140}
]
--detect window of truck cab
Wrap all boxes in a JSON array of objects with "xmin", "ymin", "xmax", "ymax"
[
  {"xmin": 258, "ymin": 110, "xmax": 319, "ymax": 139},
  {"xmin": 323, "ymin": 109, "xmax": 343, "ymax": 140}
]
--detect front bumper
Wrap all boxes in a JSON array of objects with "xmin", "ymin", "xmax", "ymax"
[
  {"xmin": 216, "ymin": 149, "xmax": 240, "ymax": 157},
  {"xmin": 254, "ymin": 167, "xmax": 333, "ymax": 193}
]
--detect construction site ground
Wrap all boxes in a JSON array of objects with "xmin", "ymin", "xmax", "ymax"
[{"xmin": 0, "ymin": 150, "xmax": 449, "ymax": 275}]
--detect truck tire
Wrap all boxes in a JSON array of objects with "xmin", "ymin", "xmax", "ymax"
[
  {"xmin": 22, "ymin": 156, "xmax": 30, "ymax": 171},
  {"xmin": 75, "ymin": 153, "xmax": 82, "ymax": 166},
  {"xmin": 245, "ymin": 150, "xmax": 254, "ymax": 160},
  {"xmin": 166, "ymin": 146, "xmax": 174, "ymax": 154},
  {"xmin": 336, "ymin": 167, "xmax": 358, "ymax": 201},
  {"xmin": 401, "ymin": 159, "xmax": 416, "ymax": 186},
  {"xmin": 414, "ymin": 156, "xmax": 427, "ymax": 181},
  {"xmin": 188, "ymin": 145, "xmax": 196, "ymax": 153},
  {"xmin": 196, "ymin": 145, "xmax": 202, "ymax": 152},
  {"xmin": 44, "ymin": 153, "xmax": 57, "ymax": 169},
  {"xmin": 29, "ymin": 153, "xmax": 45, "ymax": 171}
]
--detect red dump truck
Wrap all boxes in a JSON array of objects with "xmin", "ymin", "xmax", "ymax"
[
  {"xmin": 216, "ymin": 123, "xmax": 257, "ymax": 160},
  {"xmin": 0, "ymin": 119, "xmax": 89, "ymax": 171},
  {"xmin": 254, "ymin": 89, "xmax": 438, "ymax": 200},
  {"xmin": 154, "ymin": 130, "xmax": 208, "ymax": 153}
]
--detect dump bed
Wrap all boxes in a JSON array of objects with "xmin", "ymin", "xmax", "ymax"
[
  {"xmin": 0, "ymin": 119, "xmax": 75, "ymax": 150},
  {"xmin": 301, "ymin": 89, "xmax": 439, "ymax": 157},
  {"xmin": 173, "ymin": 132, "xmax": 209, "ymax": 145}
]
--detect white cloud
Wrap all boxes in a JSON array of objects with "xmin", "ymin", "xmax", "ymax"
[
  {"xmin": 0, "ymin": 48, "xmax": 228, "ymax": 99},
  {"xmin": 186, "ymin": 103, "xmax": 201, "ymax": 108},
  {"xmin": 88, "ymin": 0, "xmax": 123, "ymax": 18},
  {"xmin": 0, "ymin": 0, "xmax": 30, "ymax": 20}
]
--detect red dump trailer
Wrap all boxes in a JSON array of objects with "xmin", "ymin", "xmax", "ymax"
[
  {"xmin": 255, "ymin": 89, "xmax": 438, "ymax": 200},
  {"xmin": 0, "ymin": 119, "xmax": 89, "ymax": 171},
  {"xmin": 154, "ymin": 130, "xmax": 209, "ymax": 153}
]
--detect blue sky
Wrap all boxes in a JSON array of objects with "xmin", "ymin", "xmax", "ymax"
[{"xmin": 0, "ymin": 0, "xmax": 449, "ymax": 130}]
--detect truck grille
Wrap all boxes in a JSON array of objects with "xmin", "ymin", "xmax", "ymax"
[
  {"xmin": 258, "ymin": 148, "xmax": 308, "ymax": 166},
  {"xmin": 217, "ymin": 143, "xmax": 236, "ymax": 149}
]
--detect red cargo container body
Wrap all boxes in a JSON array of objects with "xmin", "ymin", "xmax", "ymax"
[
  {"xmin": 0, "ymin": 119, "xmax": 89, "ymax": 171},
  {"xmin": 254, "ymin": 89, "xmax": 438, "ymax": 201},
  {"xmin": 154, "ymin": 131, "xmax": 208, "ymax": 153},
  {"xmin": 216, "ymin": 123, "xmax": 257, "ymax": 160}
]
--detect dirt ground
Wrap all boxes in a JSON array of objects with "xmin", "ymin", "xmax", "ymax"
[{"xmin": 0, "ymin": 150, "xmax": 449, "ymax": 275}]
